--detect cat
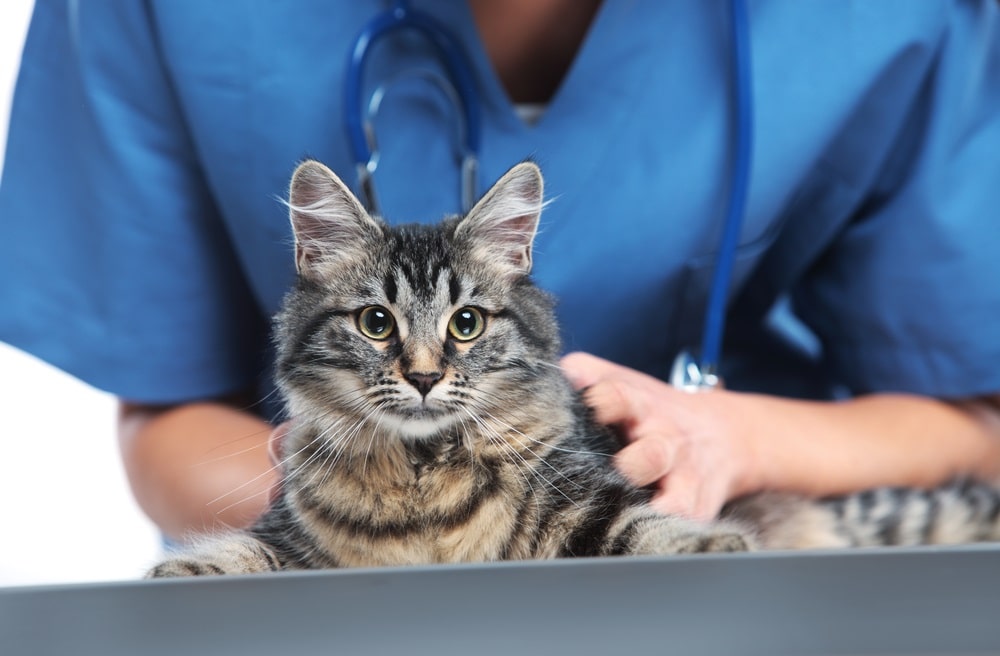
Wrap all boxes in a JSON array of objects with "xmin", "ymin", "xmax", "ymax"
[{"xmin": 148, "ymin": 160, "xmax": 1000, "ymax": 577}]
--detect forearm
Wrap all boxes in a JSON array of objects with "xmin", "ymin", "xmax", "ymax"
[
  {"xmin": 118, "ymin": 399, "xmax": 276, "ymax": 543},
  {"xmin": 737, "ymin": 392, "xmax": 1000, "ymax": 498}
]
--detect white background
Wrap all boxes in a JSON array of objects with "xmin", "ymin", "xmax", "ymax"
[{"xmin": 0, "ymin": 1, "xmax": 162, "ymax": 587}]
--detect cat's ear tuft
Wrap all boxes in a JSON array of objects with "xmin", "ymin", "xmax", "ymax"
[
  {"xmin": 456, "ymin": 161, "xmax": 544, "ymax": 276},
  {"xmin": 287, "ymin": 160, "xmax": 381, "ymax": 277}
]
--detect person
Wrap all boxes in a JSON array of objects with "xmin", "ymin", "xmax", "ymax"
[{"xmin": 1, "ymin": 0, "xmax": 998, "ymax": 544}]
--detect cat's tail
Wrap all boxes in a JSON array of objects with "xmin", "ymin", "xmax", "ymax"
[{"xmin": 726, "ymin": 479, "xmax": 1000, "ymax": 550}]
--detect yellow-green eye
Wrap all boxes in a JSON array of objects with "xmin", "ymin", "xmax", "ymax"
[
  {"xmin": 448, "ymin": 307, "xmax": 485, "ymax": 341},
  {"xmin": 358, "ymin": 306, "xmax": 395, "ymax": 340}
]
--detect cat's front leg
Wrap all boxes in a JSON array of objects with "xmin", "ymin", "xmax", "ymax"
[
  {"xmin": 146, "ymin": 533, "xmax": 282, "ymax": 578},
  {"xmin": 625, "ymin": 513, "xmax": 755, "ymax": 556}
]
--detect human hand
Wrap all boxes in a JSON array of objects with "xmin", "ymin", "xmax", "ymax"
[{"xmin": 560, "ymin": 352, "xmax": 757, "ymax": 521}]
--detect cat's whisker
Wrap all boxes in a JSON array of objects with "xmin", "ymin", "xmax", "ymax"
[
  {"xmin": 239, "ymin": 384, "xmax": 285, "ymax": 416},
  {"xmin": 500, "ymin": 420, "xmax": 610, "ymax": 459},
  {"xmin": 307, "ymin": 415, "xmax": 367, "ymax": 488},
  {"xmin": 205, "ymin": 456, "xmax": 292, "ymax": 508},
  {"xmin": 215, "ymin": 456, "xmax": 317, "ymax": 515},
  {"xmin": 216, "ymin": 481, "xmax": 287, "ymax": 518},
  {"xmin": 532, "ymin": 360, "xmax": 568, "ymax": 374},
  {"xmin": 459, "ymin": 404, "xmax": 579, "ymax": 508},
  {"xmin": 492, "ymin": 432, "xmax": 575, "ymax": 510},
  {"xmin": 288, "ymin": 392, "xmax": 397, "ymax": 490},
  {"xmin": 359, "ymin": 406, "xmax": 394, "ymax": 478},
  {"xmin": 193, "ymin": 434, "xmax": 272, "ymax": 467},
  {"xmin": 466, "ymin": 402, "xmax": 588, "ymax": 497},
  {"xmin": 501, "ymin": 438, "xmax": 583, "ymax": 505},
  {"xmin": 298, "ymin": 399, "xmax": 379, "ymax": 466},
  {"xmin": 324, "ymin": 413, "xmax": 378, "ymax": 483},
  {"xmin": 195, "ymin": 387, "xmax": 375, "ymax": 475},
  {"xmin": 452, "ymin": 412, "xmax": 479, "ymax": 480},
  {"xmin": 458, "ymin": 407, "xmax": 538, "ymax": 496},
  {"xmin": 295, "ymin": 418, "xmax": 355, "ymax": 491},
  {"xmin": 208, "ymin": 414, "xmax": 350, "ymax": 507},
  {"xmin": 473, "ymin": 388, "xmax": 611, "ymax": 458}
]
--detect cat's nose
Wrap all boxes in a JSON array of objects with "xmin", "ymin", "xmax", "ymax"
[{"xmin": 405, "ymin": 371, "xmax": 442, "ymax": 397}]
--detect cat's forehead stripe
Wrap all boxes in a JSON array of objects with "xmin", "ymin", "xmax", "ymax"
[
  {"xmin": 397, "ymin": 257, "xmax": 434, "ymax": 298},
  {"xmin": 384, "ymin": 271, "xmax": 398, "ymax": 305},
  {"xmin": 448, "ymin": 271, "xmax": 461, "ymax": 305}
]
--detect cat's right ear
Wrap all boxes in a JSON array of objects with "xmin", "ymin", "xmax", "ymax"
[{"xmin": 287, "ymin": 160, "xmax": 381, "ymax": 277}]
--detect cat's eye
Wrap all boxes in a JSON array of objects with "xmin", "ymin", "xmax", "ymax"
[
  {"xmin": 357, "ymin": 306, "xmax": 395, "ymax": 340},
  {"xmin": 448, "ymin": 307, "xmax": 485, "ymax": 341}
]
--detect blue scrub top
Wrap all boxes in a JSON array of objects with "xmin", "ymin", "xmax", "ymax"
[{"xmin": 1, "ymin": 0, "xmax": 998, "ymax": 405}]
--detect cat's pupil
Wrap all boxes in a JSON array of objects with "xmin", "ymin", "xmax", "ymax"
[
  {"xmin": 368, "ymin": 311, "xmax": 389, "ymax": 333},
  {"xmin": 454, "ymin": 311, "xmax": 476, "ymax": 335},
  {"xmin": 449, "ymin": 307, "xmax": 484, "ymax": 341},
  {"xmin": 359, "ymin": 306, "xmax": 394, "ymax": 339}
]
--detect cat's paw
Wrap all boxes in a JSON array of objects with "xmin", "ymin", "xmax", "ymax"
[
  {"xmin": 671, "ymin": 529, "xmax": 753, "ymax": 554},
  {"xmin": 146, "ymin": 557, "xmax": 229, "ymax": 579},
  {"xmin": 630, "ymin": 518, "xmax": 755, "ymax": 556},
  {"xmin": 145, "ymin": 534, "xmax": 281, "ymax": 578}
]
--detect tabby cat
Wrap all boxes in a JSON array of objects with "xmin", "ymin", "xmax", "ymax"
[{"xmin": 148, "ymin": 160, "xmax": 1000, "ymax": 577}]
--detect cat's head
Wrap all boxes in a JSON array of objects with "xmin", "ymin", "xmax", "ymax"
[{"xmin": 275, "ymin": 160, "xmax": 561, "ymax": 441}]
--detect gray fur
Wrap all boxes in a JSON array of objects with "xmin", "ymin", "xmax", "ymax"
[{"xmin": 148, "ymin": 161, "xmax": 1000, "ymax": 578}]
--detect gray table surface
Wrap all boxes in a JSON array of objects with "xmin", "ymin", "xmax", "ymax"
[{"xmin": 2, "ymin": 545, "xmax": 999, "ymax": 655}]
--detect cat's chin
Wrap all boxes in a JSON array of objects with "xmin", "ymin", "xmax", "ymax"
[{"xmin": 380, "ymin": 411, "xmax": 459, "ymax": 441}]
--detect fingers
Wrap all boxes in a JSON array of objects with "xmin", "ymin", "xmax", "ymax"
[
  {"xmin": 562, "ymin": 351, "xmax": 676, "ymax": 429},
  {"xmin": 616, "ymin": 436, "xmax": 722, "ymax": 521},
  {"xmin": 561, "ymin": 351, "xmax": 660, "ymax": 390},
  {"xmin": 650, "ymin": 472, "xmax": 703, "ymax": 521},
  {"xmin": 650, "ymin": 471, "xmax": 726, "ymax": 522},
  {"xmin": 561, "ymin": 351, "xmax": 619, "ymax": 388},
  {"xmin": 582, "ymin": 377, "xmax": 645, "ymax": 428},
  {"xmin": 562, "ymin": 351, "xmax": 733, "ymax": 522},
  {"xmin": 613, "ymin": 437, "xmax": 676, "ymax": 488},
  {"xmin": 564, "ymin": 352, "xmax": 668, "ymax": 431}
]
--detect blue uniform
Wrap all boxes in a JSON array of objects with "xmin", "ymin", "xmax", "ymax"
[{"xmin": 1, "ymin": 1, "xmax": 998, "ymax": 406}]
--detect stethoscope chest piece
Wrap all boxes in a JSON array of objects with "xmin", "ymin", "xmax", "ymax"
[{"xmin": 670, "ymin": 350, "xmax": 722, "ymax": 392}]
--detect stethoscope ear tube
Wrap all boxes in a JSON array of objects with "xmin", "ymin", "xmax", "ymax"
[{"xmin": 344, "ymin": 0, "xmax": 482, "ymax": 215}]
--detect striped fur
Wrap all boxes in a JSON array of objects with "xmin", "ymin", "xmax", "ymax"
[
  {"xmin": 148, "ymin": 161, "xmax": 1000, "ymax": 578},
  {"xmin": 727, "ymin": 481, "xmax": 1000, "ymax": 550}
]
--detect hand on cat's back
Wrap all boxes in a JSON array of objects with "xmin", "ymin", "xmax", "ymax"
[{"xmin": 561, "ymin": 352, "xmax": 759, "ymax": 521}]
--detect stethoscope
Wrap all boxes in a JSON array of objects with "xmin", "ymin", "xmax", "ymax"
[
  {"xmin": 344, "ymin": 0, "xmax": 754, "ymax": 392},
  {"xmin": 344, "ymin": 0, "xmax": 481, "ymax": 217}
]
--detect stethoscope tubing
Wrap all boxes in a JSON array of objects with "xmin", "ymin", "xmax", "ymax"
[
  {"xmin": 698, "ymin": 0, "xmax": 754, "ymax": 379},
  {"xmin": 344, "ymin": 0, "xmax": 481, "ymax": 214}
]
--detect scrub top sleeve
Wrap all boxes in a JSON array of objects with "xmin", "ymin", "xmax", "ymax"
[
  {"xmin": 792, "ymin": 2, "xmax": 1000, "ymax": 399},
  {"xmin": 0, "ymin": 1, "xmax": 266, "ymax": 404}
]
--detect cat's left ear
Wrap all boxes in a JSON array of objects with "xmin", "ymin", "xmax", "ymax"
[{"xmin": 455, "ymin": 161, "xmax": 544, "ymax": 276}]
